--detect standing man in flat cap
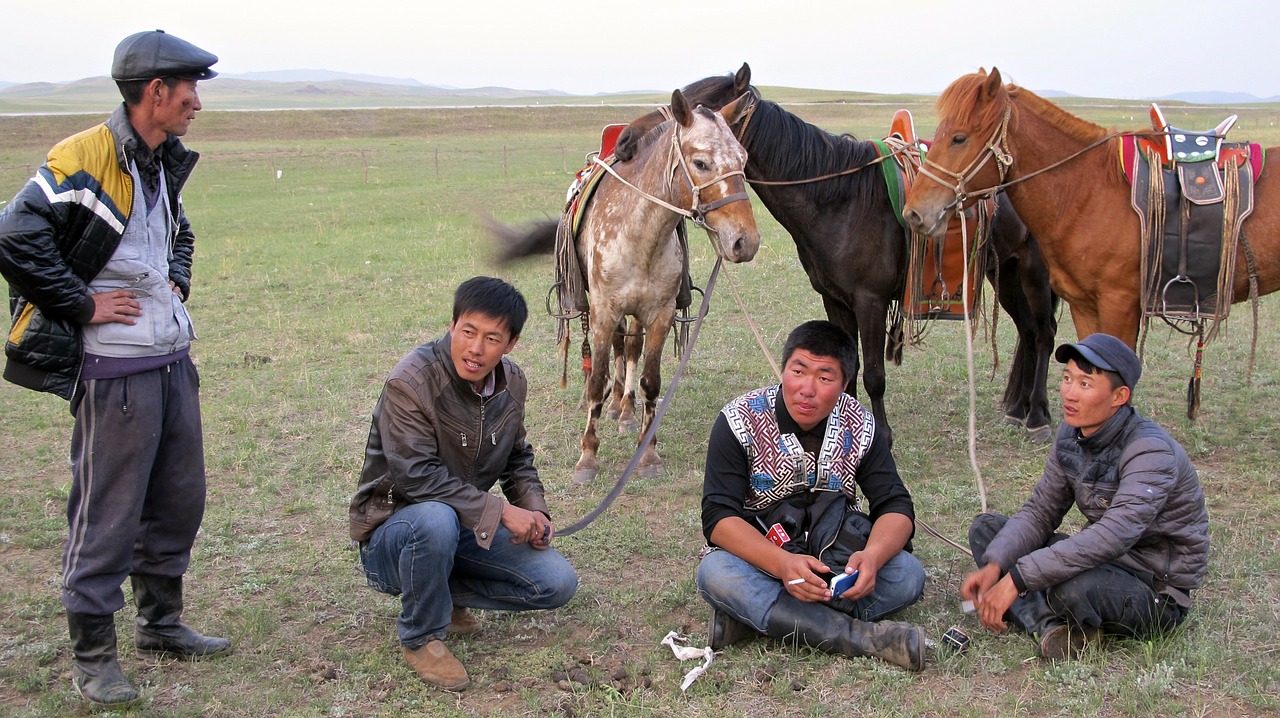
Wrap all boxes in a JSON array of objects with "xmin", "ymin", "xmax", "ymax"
[
  {"xmin": 961, "ymin": 334, "xmax": 1209, "ymax": 661},
  {"xmin": 0, "ymin": 30, "xmax": 225, "ymax": 706}
]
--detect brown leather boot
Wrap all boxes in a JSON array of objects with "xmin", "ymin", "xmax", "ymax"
[
  {"xmin": 447, "ymin": 607, "xmax": 481, "ymax": 636},
  {"xmin": 402, "ymin": 639, "xmax": 470, "ymax": 691}
]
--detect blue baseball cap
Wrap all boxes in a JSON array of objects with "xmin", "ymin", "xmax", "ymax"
[{"xmin": 1055, "ymin": 333, "xmax": 1142, "ymax": 390}]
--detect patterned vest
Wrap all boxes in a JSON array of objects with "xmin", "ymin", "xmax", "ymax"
[{"xmin": 721, "ymin": 385, "xmax": 875, "ymax": 513}]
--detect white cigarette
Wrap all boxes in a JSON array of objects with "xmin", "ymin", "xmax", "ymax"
[{"xmin": 787, "ymin": 578, "xmax": 807, "ymax": 585}]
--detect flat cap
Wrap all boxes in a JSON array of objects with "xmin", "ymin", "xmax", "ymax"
[
  {"xmin": 1055, "ymin": 333, "xmax": 1143, "ymax": 390},
  {"xmin": 112, "ymin": 29, "xmax": 218, "ymax": 81}
]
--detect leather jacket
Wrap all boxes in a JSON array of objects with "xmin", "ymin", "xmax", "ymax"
[
  {"xmin": 349, "ymin": 332, "xmax": 549, "ymax": 549},
  {"xmin": 0, "ymin": 104, "xmax": 197, "ymax": 399}
]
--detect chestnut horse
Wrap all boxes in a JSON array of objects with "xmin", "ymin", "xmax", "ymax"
[
  {"xmin": 492, "ymin": 90, "xmax": 760, "ymax": 485},
  {"xmin": 903, "ymin": 67, "xmax": 1280, "ymax": 349},
  {"xmin": 615, "ymin": 64, "xmax": 1060, "ymax": 442}
]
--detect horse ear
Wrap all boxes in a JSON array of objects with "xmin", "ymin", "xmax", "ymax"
[
  {"xmin": 671, "ymin": 89, "xmax": 693, "ymax": 127},
  {"xmin": 735, "ymin": 63, "xmax": 751, "ymax": 95},
  {"xmin": 720, "ymin": 92, "xmax": 752, "ymax": 127},
  {"xmin": 981, "ymin": 68, "xmax": 1003, "ymax": 99}
]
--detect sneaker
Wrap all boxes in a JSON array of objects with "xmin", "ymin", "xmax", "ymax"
[
  {"xmin": 402, "ymin": 639, "xmax": 470, "ymax": 691},
  {"xmin": 447, "ymin": 607, "xmax": 481, "ymax": 637},
  {"xmin": 1038, "ymin": 624, "xmax": 1102, "ymax": 661},
  {"xmin": 708, "ymin": 607, "xmax": 759, "ymax": 650}
]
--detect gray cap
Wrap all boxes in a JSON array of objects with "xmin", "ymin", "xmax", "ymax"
[
  {"xmin": 112, "ymin": 30, "xmax": 218, "ymax": 81},
  {"xmin": 1055, "ymin": 333, "xmax": 1142, "ymax": 390}
]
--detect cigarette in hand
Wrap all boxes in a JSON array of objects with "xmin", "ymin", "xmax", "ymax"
[{"xmin": 787, "ymin": 578, "xmax": 807, "ymax": 585}]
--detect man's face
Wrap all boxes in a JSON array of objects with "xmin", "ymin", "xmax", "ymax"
[
  {"xmin": 153, "ymin": 78, "xmax": 202, "ymax": 137},
  {"xmin": 1060, "ymin": 359, "xmax": 1128, "ymax": 436},
  {"xmin": 449, "ymin": 311, "xmax": 517, "ymax": 389},
  {"xmin": 780, "ymin": 348, "xmax": 845, "ymax": 431}
]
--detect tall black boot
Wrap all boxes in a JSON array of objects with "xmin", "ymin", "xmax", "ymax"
[
  {"xmin": 67, "ymin": 611, "xmax": 140, "ymax": 706},
  {"xmin": 765, "ymin": 593, "xmax": 926, "ymax": 671},
  {"xmin": 132, "ymin": 575, "xmax": 231, "ymax": 659}
]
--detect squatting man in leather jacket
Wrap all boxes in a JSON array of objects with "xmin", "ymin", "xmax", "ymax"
[
  {"xmin": 349, "ymin": 276, "xmax": 578, "ymax": 691},
  {"xmin": 0, "ymin": 29, "xmax": 227, "ymax": 707},
  {"xmin": 962, "ymin": 333, "xmax": 1209, "ymax": 660}
]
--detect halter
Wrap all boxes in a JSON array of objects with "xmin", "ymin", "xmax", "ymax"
[
  {"xmin": 592, "ymin": 119, "xmax": 750, "ymax": 244},
  {"xmin": 915, "ymin": 103, "xmax": 1013, "ymax": 212}
]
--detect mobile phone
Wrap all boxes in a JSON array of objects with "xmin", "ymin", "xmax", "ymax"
[{"xmin": 830, "ymin": 570, "xmax": 859, "ymax": 596}]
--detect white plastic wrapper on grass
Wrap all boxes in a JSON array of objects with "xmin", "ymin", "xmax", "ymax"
[{"xmin": 661, "ymin": 630, "xmax": 713, "ymax": 692}]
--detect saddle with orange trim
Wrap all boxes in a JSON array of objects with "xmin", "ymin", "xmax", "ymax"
[{"xmin": 1121, "ymin": 104, "xmax": 1262, "ymax": 330}]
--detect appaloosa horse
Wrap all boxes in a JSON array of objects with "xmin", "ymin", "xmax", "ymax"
[
  {"xmin": 904, "ymin": 68, "xmax": 1280, "ymax": 349},
  {"xmin": 491, "ymin": 89, "xmax": 760, "ymax": 484},
  {"xmin": 615, "ymin": 64, "xmax": 1059, "ymax": 441}
]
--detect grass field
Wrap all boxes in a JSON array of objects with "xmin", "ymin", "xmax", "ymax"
[{"xmin": 1, "ymin": 93, "xmax": 1279, "ymax": 717}]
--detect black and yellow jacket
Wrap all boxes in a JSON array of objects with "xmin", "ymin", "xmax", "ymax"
[{"xmin": 0, "ymin": 104, "xmax": 198, "ymax": 400}]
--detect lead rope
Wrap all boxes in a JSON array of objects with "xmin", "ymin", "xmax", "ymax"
[{"xmin": 558, "ymin": 257, "xmax": 724, "ymax": 536}]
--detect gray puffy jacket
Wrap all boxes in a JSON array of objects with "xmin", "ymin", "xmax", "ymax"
[{"xmin": 982, "ymin": 405, "xmax": 1209, "ymax": 606}]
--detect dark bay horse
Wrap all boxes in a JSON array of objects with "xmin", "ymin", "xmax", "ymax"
[
  {"xmin": 615, "ymin": 64, "xmax": 1059, "ymax": 442},
  {"xmin": 903, "ymin": 67, "xmax": 1280, "ymax": 348},
  {"xmin": 492, "ymin": 90, "xmax": 760, "ymax": 484}
]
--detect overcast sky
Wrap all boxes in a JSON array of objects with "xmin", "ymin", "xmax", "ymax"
[{"xmin": 7, "ymin": 0, "xmax": 1279, "ymax": 99}]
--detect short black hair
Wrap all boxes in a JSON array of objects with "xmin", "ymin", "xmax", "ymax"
[
  {"xmin": 452, "ymin": 276, "xmax": 528, "ymax": 340},
  {"xmin": 116, "ymin": 77, "xmax": 181, "ymax": 106},
  {"xmin": 781, "ymin": 320, "xmax": 857, "ymax": 385},
  {"xmin": 1063, "ymin": 351, "xmax": 1126, "ymax": 395}
]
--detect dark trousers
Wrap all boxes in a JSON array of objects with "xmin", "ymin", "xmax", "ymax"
[
  {"xmin": 63, "ymin": 357, "xmax": 206, "ymax": 616},
  {"xmin": 969, "ymin": 513, "xmax": 1186, "ymax": 639}
]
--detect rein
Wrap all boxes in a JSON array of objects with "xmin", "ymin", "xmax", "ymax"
[
  {"xmin": 557, "ymin": 255, "xmax": 724, "ymax": 537},
  {"xmin": 590, "ymin": 121, "xmax": 750, "ymax": 234}
]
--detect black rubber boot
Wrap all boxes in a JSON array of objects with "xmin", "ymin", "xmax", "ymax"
[
  {"xmin": 67, "ymin": 611, "xmax": 141, "ymax": 706},
  {"xmin": 132, "ymin": 575, "xmax": 231, "ymax": 659},
  {"xmin": 765, "ymin": 593, "xmax": 926, "ymax": 671},
  {"xmin": 707, "ymin": 606, "xmax": 760, "ymax": 650}
]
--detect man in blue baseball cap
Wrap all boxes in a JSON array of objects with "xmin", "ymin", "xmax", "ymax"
[
  {"xmin": 0, "ymin": 29, "xmax": 222, "ymax": 706},
  {"xmin": 960, "ymin": 333, "xmax": 1209, "ymax": 660}
]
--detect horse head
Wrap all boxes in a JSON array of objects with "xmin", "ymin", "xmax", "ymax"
[
  {"xmin": 667, "ymin": 87, "xmax": 761, "ymax": 264},
  {"xmin": 614, "ymin": 63, "xmax": 753, "ymax": 162},
  {"xmin": 903, "ymin": 67, "xmax": 1012, "ymax": 238}
]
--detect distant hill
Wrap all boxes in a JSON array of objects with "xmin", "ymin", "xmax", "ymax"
[
  {"xmin": 1155, "ymin": 91, "xmax": 1280, "ymax": 105},
  {"xmin": 223, "ymin": 69, "xmax": 433, "ymax": 87}
]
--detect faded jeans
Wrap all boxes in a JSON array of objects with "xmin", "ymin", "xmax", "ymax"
[
  {"xmin": 696, "ymin": 548, "xmax": 926, "ymax": 633},
  {"xmin": 968, "ymin": 512, "xmax": 1186, "ymax": 639},
  {"xmin": 360, "ymin": 501, "xmax": 578, "ymax": 649}
]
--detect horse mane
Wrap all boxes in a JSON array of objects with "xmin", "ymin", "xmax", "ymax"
[
  {"xmin": 937, "ymin": 71, "xmax": 1105, "ymax": 146},
  {"xmin": 744, "ymin": 99, "xmax": 882, "ymax": 208}
]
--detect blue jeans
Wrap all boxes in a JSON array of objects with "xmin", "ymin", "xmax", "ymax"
[
  {"xmin": 360, "ymin": 501, "xmax": 578, "ymax": 649},
  {"xmin": 696, "ymin": 548, "xmax": 925, "ymax": 632}
]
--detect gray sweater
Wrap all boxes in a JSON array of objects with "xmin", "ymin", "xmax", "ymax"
[{"xmin": 982, "ymin": 405, "xmax": 1209, "ymax": 607}]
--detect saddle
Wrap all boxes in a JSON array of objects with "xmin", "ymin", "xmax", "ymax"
[
  {"xmin": 1121, "ymin": 103, "xmax": 1263, "ymax": 335},
  {"xmin": 876, "ymin": 109, "xmax": 989, "ymax": 324}
]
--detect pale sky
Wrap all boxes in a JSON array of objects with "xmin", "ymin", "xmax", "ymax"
[{"xmin": 6, "ymin": 0, "xmax": 1279, "ymax": 99}]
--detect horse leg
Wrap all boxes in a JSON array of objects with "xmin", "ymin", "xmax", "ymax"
[
  {"xmin": 615, "ymin": 319, "xmax": 642, "ymax": 434},
  {"xmin": 603, "ymin": 319, "xmax": 627, "ymax": 423},
  {"xmin": 1020, "ymin": 239, "xmax": 1058, "ymax": 443},
  {"xmin": 573, "ymin": 317, "xmax": 615, "ymax": 486},
  {"xmin": 994, "ymin": 255, "xmax": 1034, "ymax": 427},
  {"xmin": 853, "ymin": 295, "xmax": 892, "ymax": 445},
  {"xmin": 634, "ymin": 311, "xmax": 675, "ymax": 477},
  {"xmin": 820, "ymin": 296, "xmax": 861, "ymax": 398}
]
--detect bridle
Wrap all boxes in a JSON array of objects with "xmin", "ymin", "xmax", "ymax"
[
  {"xmin": 591, "ymin": 117, "xmax": 750, "ymax": 246},
  {"xmin": 914, "ymin": 103, "xmax": 1014, "ymax": 213}
]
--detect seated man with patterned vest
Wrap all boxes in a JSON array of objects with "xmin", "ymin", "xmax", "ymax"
[{"xmin": 697, "ymin": 320, "xmax": 927, "ymax": 671}]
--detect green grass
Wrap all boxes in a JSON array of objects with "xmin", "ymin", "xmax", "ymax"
[{"xmin": 2, "ymin": 97, "xmax": 1279, "ymax": 717}]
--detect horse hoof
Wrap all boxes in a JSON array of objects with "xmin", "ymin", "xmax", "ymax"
[
  {"xmin": 1025, "ymin": 424, "xmax": 1053, "ymax": 444},
  {"xmin": 636, "ymin": 463, "xmax": 662, "ymax": 478},
  {"xmin": 571, "ymin": 468, "xmax": 598, "ymax": 486},
  {"xmin": 1002, "ymin": 413, "xmax": 1027, "ymax": 427},
  {"xmin": 617, "ymin": 419, "xmax": 638, "ymax": 434}
]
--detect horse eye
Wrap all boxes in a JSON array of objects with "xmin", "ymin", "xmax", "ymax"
[
  {"xmin": 950, "ymin": 134, "xmax": 968, "ymax": 146},
  {"xmin": 693, "ymin": 159, "xmax": 709, "ymax": 171}
]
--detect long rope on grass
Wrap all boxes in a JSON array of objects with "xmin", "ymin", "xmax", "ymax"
[{"xmin": 557, "ymin": 257, "xmax": 724, "ymax": 537}]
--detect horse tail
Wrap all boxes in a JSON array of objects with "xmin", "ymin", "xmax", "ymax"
[{"xmin": 485, "ymin": 216, "xmax": 560, "ymax": 265}]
